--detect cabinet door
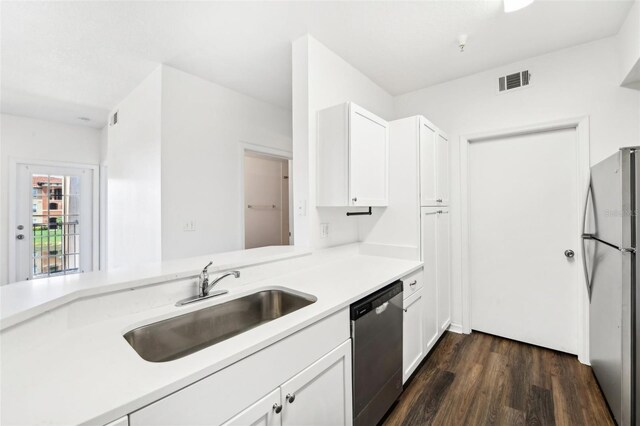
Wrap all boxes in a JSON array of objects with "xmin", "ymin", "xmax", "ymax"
[
  {"xmin": 402, "ymin": 288, "xmax": 425, "ymax": 383},
  {"xmin": 280, "ymin": 340, "xmax": 352, "ymax": 426},
  {"xmin": 437, "ymin": 209, "xmax": 451, "ymax": 334},
  {"xmin": 421, "ymin": 209, "xmax": 439, "ymax": 353},
  {"xmin": 105, "ymin": 417, "xmax": 129, "ymax": 426},
  {"xmin": 223, "ymin": 388, "xmax": 282, "ymax": 426},
  {"xmin": 349, "ymin": 104, "xmax": 388, "ymax": 207},
  {"xmin": 420, "ymin": 120, "xmax": 437, "ymax": 206},
  {"xmin": 436, "ymin": 133, "xmax": 449, "ymax": 205}
]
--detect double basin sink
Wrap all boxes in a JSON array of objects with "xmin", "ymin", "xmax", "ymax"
[{"xmin": 124, "ymin": 289, "xmax": 316, "ymax": 362}]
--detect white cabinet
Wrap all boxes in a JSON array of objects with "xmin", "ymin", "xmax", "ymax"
[
  {"xmin": 435, "ymin": 133, "xmax": 450, "ymax": 206},
  {"xmin": 105, "ymin": 417, "xmax": 129, "ymax": 426},
  {"xmin": 421, "ymin": 206, "xmax": 451, "ymax": 342},
  {"xmin": 436, "ymin": 207, "xmax": 451, "ymax": 333},
  {"xmin": 130, "ymin": 309, "xmax": 350, "ymax": 426},
  {"xmin": 223, "ymin": 389, "xmax": 281, "ymax": 426},
  {"xmin": 226, "ymin": 340, "xmax": 352, "ymax": 426},
  {"xmin": 280, "ymin": 340, "xmax": 352, "ymax": 426},
  {"xmin": 402, "ymin": 288, "xmax": 424, "ymax": 383},
  {"xmin": 421, "ymin": 208, "xmax": 439, "ymax": 353},
  {"xmin": 317, "ymin": 102, "xmax": 388, "ymax": 207},
  {"xmin": 420, "ymin": 118, "xmax": 449, "ymax": 206}
]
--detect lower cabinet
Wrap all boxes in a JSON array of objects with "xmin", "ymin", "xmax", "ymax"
[
  {"xmin": 402, "ymin": 287, "xmax": 424, "ymax": 383},
  {"xmin": 224, "ymin": 340, "xmax": 352, "ymax": 426},
  {"xmin": 223, "ymin": 388, "xmax": 281, "ymax": 426},
  {"xmin": 280, "ymin": 340, "xmax": 352, "ymax": 425},
  {"xmin": 130, "ymin": 309, "xmax": 351, "ymax": 426}
]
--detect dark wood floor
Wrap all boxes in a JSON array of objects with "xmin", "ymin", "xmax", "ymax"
[{"xmin": 383, "ymin": 331, "xmax": 614, "ymax": 426}]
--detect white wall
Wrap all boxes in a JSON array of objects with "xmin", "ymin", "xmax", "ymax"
[
  {"xmin": 160, "ymin": 66, "xmax": 292, "ymax": 260},
  {"xmin": 105, "ymin": 65, "xmax": 292, "ymax": 268},
  {"xmin": 394, "ymin": 36, "xmax": 640, "ymax": 329},
  {"xmin": 0, "ymin": 114, "xmax": 101, "ymax": 284},
  {"xmin": 617, "ymin": 0, "xmax": 640, "ymax": 88},
  {"xmin": 106, "ymin": 67, "xmax": 162, "ymax": 270},
  {"xmin": 292, "ymin": 35, "xmax": 394, "ymax": 249}
]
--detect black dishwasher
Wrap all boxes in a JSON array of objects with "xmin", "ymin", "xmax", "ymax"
[{"xmin": 350, "ymin": 280, "xmax": 403, "ymax": 426}]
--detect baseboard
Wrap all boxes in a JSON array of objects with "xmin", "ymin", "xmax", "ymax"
[{"xmin": 447, "ymin": 323, "xmax": 464, "ymax": 334}]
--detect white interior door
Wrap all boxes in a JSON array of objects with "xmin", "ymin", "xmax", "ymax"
[
  {"xmin": 13, "ymin": 163, "xmax": 95, "ymax": 282},
  {"xmin": 469, "ymin": 128, "xmax": 580, "ymax": 354}
]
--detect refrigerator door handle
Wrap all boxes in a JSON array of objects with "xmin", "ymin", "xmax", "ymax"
[{"xmin": 581, "ymin": 179, "xmax": 594, "ymax": 297}]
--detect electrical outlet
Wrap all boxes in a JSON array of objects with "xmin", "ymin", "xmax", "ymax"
[
  {"xmin": 320, "ymin": 223, "xmax": 329, "ymax": 238},
  {"xmin": 183, "ymin": 221, "xmax": 196, "ymax": 232}
]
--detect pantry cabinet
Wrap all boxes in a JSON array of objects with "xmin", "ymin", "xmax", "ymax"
[
  {"xmin": 421, "ymin": 206, "xmax": 451, "ymax": 342},
  {"xmin": 420, "ymin": 118, "xmax": 449, "ymax": 206},
  {"xmin": 317, "ymin": 102, "xmax": 388, "ymax": 207},
  {"xmin": 420, "ymin": 208, "xmax": 439, "ymax": 353},
  {"xmin": 436, "ymin": 207, "xmax": 451, "ymax": 334}
]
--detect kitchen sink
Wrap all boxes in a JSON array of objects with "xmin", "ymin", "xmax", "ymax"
[{"xmin": 123, "ymin": 289, "xmax": 316, "ymax": 362}]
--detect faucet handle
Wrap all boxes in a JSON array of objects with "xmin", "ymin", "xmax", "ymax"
[{"xmin": 201, "ymin": 261, "xmax": 213, "ymax": 280}]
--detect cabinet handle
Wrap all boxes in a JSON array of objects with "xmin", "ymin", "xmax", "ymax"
[
  {"xmin": 403, "ymin": 308, "xmax": 408, "ymax": 313},
  {"xmin": 286, "ymin": 393, "xmax": 296, "ymax": 403},
  {"xmin": 409, "ymin": 280, "xmax": 417, "ymax": 287},
  {"xmin": 436, "ymin": 199, "xmax": 443, "ymax": 203},
  {"xmin": 273, "ymin": 403, "xmax": 283, "ymax": 414},
  {"xmin": 352, "ymin": 197, "xmax": 358, "ymax": 203}
]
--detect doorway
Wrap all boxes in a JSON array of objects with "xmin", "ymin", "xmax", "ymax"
[
  {"xmin": 243, "ymin": 151, "xmax": 291, "ymax": 249},
  {"xmin": 461, "ymin": 118, "xmax": 590, "ymax": 360},
  {"xmin": 11, "ymin": 161, "xmax": 98, "ymax": 282}
]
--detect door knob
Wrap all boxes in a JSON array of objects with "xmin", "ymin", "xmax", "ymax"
[
  {"xmin": 286, "ymin": 393, "xmax": 296, "ymax": 403},
  {"xmin": 564, "ymin": 249, "xmax": 575, "ymax": 258},
  {"xmin": 273, "ymin": 403, "xmax": 282, "ymax": 414},
  {"xmin": 16, "ymin": 234, "xmax": 24, "ymax": 240}
]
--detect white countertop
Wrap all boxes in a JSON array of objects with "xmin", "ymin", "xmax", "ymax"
[
  {"xmin": 1, "ymin": 245, "xmax": 421, "ymax": 425},
  {"xmin": 0, "ymin": 245, "xmax": 312, "ymax": 330}
]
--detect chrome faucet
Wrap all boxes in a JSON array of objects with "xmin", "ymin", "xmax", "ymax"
[
  {"xmin": 201, "ymin": 270, "xmax": 240, "ymax": 297},
  {"xmin": 176, "ymin": 261, "xmax": 241, "ymax": 306}
]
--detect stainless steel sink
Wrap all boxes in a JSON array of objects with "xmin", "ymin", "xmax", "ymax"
[{"xmin": 123, "ymin": 289, "xmax": 316, "ymax": 362}]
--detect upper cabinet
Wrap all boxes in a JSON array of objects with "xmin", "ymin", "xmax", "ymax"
[
  {"xmin": 420, "ymin": 118, "xmax": 449, "ymax": 206},
  {"xmin": 317, "ymin": 102, "xmax": 389, "ymax": 207}
]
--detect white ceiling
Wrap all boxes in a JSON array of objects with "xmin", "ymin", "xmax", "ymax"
[{"xmin": 1, "ymin": 0, "xmax": 634, "ymax": 128}]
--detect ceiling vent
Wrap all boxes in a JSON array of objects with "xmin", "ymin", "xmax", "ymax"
[
  {"xmin": 498, "ymin": 70, "xmax": 531, "ymax": 93},
  {"xmin": 109, "ymin": 110, "xmax": 118, "ymax": 126}
]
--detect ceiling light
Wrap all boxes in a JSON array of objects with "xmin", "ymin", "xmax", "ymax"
[{"xmin": 504, "ymin": 0, "xmax": 535, "ymax": 13}]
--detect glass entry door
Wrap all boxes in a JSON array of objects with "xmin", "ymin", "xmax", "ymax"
[{"xmin": 13, "ymin": 163, "xmax": 95, "ymax": 282}]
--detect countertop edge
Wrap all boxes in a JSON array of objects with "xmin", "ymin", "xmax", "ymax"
[{"xmin": 0, "ymin": 248, "xmax": 312, "ymax": 331}]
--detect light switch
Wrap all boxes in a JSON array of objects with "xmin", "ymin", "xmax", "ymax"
[{"xmin": 296, "ymin": 199, "xmax": 307, "ymax": 217}]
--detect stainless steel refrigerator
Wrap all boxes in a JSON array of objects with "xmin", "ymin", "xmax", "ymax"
[{"xmin": 582, "ymin": 146, "xmax": 638, "ymax": 426}]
